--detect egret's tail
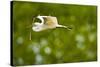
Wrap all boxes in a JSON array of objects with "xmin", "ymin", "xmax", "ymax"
[{"xmin": 57, "ymin": 25, "xmax": 72, "ymax": 30}]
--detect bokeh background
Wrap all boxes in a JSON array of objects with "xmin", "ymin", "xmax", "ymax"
[{"xmin": 12, "ymin": 1, "xmax": 97, "ymax": 66}]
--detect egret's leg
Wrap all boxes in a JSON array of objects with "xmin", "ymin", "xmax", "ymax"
[{"xmin": 56, "ymin": 24, "xmax": 72, "ymax": 30}]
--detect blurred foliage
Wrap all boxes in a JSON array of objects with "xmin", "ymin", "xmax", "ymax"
[{"xmin": 12, "ymin": 1, "xmax": 97, "ymax": 66}]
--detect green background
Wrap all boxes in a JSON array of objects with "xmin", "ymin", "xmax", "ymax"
[{"xmin": 12, "ymin": 1, "xmax": 97, "ymax": 66}]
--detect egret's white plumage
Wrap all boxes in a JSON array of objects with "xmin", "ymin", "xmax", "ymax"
[{"xmin": 32, "ymin": 15, "xmax": 70, "ymax": 32}]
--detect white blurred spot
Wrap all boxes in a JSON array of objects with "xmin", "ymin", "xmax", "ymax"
[
  {"xmin": 76, "ymin": 34, "xmax": 85, "ymax": 43},
  {"xmin": 76, "ymin": 34, "xmax": 86, "ymax": 50},
  {"xmin": 32, "ymin": 45, "xmax": 40, "ymax": 54},
  {"xmin": 35, "ymin": 54, "xmax": 43, "ymax": 64},
  {"xmin": 44, "ymin": 47, "xmax": 51, "ymax": 55},
  {"xmin": 16, "ymin": 37, "xmax": 23, "ymax": 44},
  {"xmin": 76, "ymin": 42, "xmax": 85, "ymax": 50},
  {"xmin": 86, "ymin": 51, "xmax": 95, "ymax": 58},
  {"xmin": 40, "ymin": 38, "xmax": 48, "ymax": 47},
  {"xmin": 56, "ymin": 52, "xmax": 62, "ymax": 59},
  {"xmin": 86, "ymin": 24, "xmax": 95, "ymax": 31},
  {"xmin": 18, "ymin": 58, "xmax": 24, "ymax": 64},
  {"xmin": 88, "ymin": 33, "xmax": 96, "ymax": 42},
  {"xmin": 86, "ymin": 24, "xmax": 91, "ymax": 31}
]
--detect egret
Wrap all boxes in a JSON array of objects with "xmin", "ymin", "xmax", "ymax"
[{"xmin": 32, "ymin": 15, "xmax": 71, "ymax": 32}]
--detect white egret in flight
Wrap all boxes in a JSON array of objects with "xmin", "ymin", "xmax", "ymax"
[{"xmin": 32, "ymin": 15, "xmax": 72, "ymax": 32}]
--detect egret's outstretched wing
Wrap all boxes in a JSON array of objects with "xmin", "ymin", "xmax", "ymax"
[{"xmin": 44, "ymin": 16, "xmax": 58, "ymax": 26}]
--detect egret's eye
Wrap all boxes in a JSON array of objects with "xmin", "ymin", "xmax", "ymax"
[{"xmin": 34, "ymin": 18, "xmax": 41, "ymax": 23}]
